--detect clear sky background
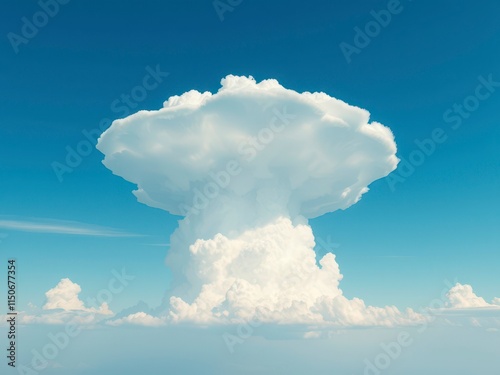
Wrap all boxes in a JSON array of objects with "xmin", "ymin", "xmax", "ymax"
[{"xmin": 0, "ymin": 1, "xmax": 499, "ymax": 374}]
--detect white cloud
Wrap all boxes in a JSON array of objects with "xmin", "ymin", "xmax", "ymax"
[
  {"xmin": 445, "ymin": 283, "xmax": 497, "ymax": 309},
  {"xmin": 96, "ymin": 75, "xmax": 423, "ymax": 327},
  {"xmin": 43, "ymin": 278, "xmax": 87, "ymax": 311},
  {"xmin": 43, "ymin": 278, "xmax": 113, "ymax": 314},
  {"xmin": 107, "ymin": 312, "xmax": 165, "ymax": 327},
  {"xmin": 429, "ymin": 283, "xmax": 500, "ymax": 330},
  {"xmin": 0, "ymin": 217, "xmax": 140, "ymax": 237},
  {"xmin": 168, "ymin": 217, "xmax": 423, "ymax": 326},
  {"xmin": 12, "ymin": 278, "xmax": 114, "ymax": 326}
]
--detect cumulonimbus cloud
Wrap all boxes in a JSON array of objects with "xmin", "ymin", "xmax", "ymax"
[
  {"xmin": 96, "ymin": 75, "xmax": 415, "ymax": 327},
  {"xmin": 168, "ymin": 217, "xmax": 423, "ymax": 326}
]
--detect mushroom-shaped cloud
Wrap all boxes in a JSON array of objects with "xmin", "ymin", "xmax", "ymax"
[
  {"xmin": 96, "ymin": 76, "xmax": 415, "ymax": 327},
  {"xmin": 97, "ymin": 75, "xmax": 398, "ymax": 225}
]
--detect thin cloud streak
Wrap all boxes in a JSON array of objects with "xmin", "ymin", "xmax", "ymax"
[{"xmin": 0, "ymin": 217, "xmax": 142, "ymax": 237}]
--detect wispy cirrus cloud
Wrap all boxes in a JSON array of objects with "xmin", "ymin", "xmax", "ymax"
[{"xmin": 0, "ymin": 217, "xmax": 142, "ymax": 237}]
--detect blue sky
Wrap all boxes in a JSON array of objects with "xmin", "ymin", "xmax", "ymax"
[{"xmin": 1, "ymin": 1, "xmax": 500, "ymax": 373}]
